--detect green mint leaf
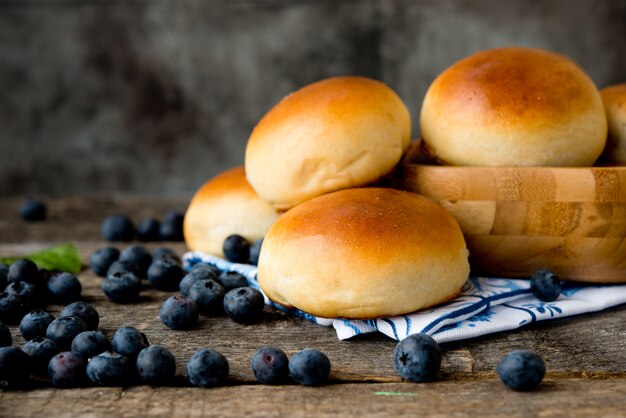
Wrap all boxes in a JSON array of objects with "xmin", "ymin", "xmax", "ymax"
[{"xmin": 0, "ymin": 243, "xmax": 82, "ymax": 273}]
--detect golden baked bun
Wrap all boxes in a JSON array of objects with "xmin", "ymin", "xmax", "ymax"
[
  {"xmin": 245, "ymin": 77, "xmax": 411, "ymax": 210},
  {"xmin": 257, "ymin": 188, "xmax": 470, "ymax": 319},
  {"xmin": 420, "ymin": 47, "xmax": 607, "ymax": 167},
  {"xmin": 184, "ymin": 166, "xmax": 280, "ymax": 257},
  {"xmin": 600, "ymin": 83, "xmax": 626, "ymax": 164}
]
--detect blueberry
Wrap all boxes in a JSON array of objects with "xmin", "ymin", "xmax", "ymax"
[
  {"xmin": 137, "ymin": 219, "xmax": 160, "ymax": 242},
  {"xmin": 119, "ymin": 246, "xmax": 152, "ymax": 277},
  {"xmin": 497, "ymin": 350, "xmax": 546, "ymax": 391},
  {"xmin": 0, "ymin": 263, "xmax": 9, "ymax": 290},
  {"xmin": 158, "ymin": 223, "xmax": 183, "ymax": 242},
  {"xmin": 249, "ymin": 239, "xmax": 263, "ymax": 265},
  {"xmin": 0, "ymin": 322, "xmax": 11, "ymax": 347},
  {"xmin": 22, "ymin": 337, "xmax": 59, "ymax": 375},
  {"xmin": 147, "ymin": 258, "xmax": 185, "ymax": 291},
  {"xmin": 61, "ymin": 302, "xmax": 99, "ymax": 330},
  {"xmin": 152, "ymin": 247, "xmax": 180, "ymax": 264},
  {"xmin": 102, "ymin": 215, "xmax": 135, "ymax": 242},
  {"xmin": 251, "ymin": 347, "xmax": 288, "ymax": 385},
  {"xmin": 223, "ymin": 235, "xmax": 250, "ymax": 263},
  {"xmin": 86, "ymin": 352, "xmax": 132, "ymax": 386},
  {"xmin": 20, "ymin": 309, "xmax": 55, "ymax": 341},
  {"xmin": 160, "ymin": 295, "xmax": 199, "ymax": 330},
  {"xmin": 48, "ymin": 351, "xmax": 86, "ymax": 388},
  {"xmin": 5, "ymin": 281, "xmax": 41, "ymax": 310},
  {"xmin": 159, "ymin": 212, "xmax": 184, "ymax": 241},
  {"xmin": 223, "ymin": 287, "xmax": 264, "ymax": 324},
  {"xmin": 46, "ymin": 316, "xmax": 88, "ymax": 351},
  {"xmin": 0, "ymin": 346, "xmax": 31, "ymax": 386},
  {"xmin": 218, "ymin": 271, "xmax": 248, "ymax": 292},
  {"xmin": 394, "ymin": 334, "xmax": 441, "ymax": 383},
  {"xmin": 47, "ymin": 272, "xmax": 82, "ymax": 304},
  {"xmin": 7, "ymin": 259, "xmax": 40, "ymax": 285},
  {"xmin": 191, "ymin": 263, "xmax": 221, "ymax": 275},
  {"xmin": 112, "ymin": 326, "xmax": 149, "ymax": 360},
  {"xmin": 107, "ymin": 260, "xmax": 141, "ymax": 277},
  {"xmin": 289, "ymin": 349, "xmax": 331, "ymax": 386},
  {"xmin": 102, "ymin": 272, "xmax": 141, "ymax": 303},
  {"xmin": 164, "ymin": 211, "xmax": 184, "ymax": 225},
  {"xmin": 71, "ymin": 331, "xmax": 112, "ymax": 359},
  {"xmin": 189, "ymin": 279, "xmax": 225, "ymax": 316},
  {"xmin": 0, "ymin": 292, "xmax": 25, "ymax": 324},
  {"xmin": 136, "ymin": 345, "xmax": 176, "ymax": 385},
  {"xmin": 187, "ymin": 349, "xmax": 229, "ymax": 387},
  {"xmin": 20, "ymin": 198, "xmax": 46, "ymax": 221},
  {"xmin": 89, "ymin": 247, "xmax": 120, "ymax": 277},
  {"xmin": 530, "ymin": 269, "xmax": 561, "ymax": 302},
  {"xmin": 179, "ymin": 268, "xmax": 219, "ymax": 297}
]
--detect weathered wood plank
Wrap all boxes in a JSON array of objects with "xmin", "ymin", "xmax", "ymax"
[{"xmin": 2, "ymin": 379, "xmax": 626, "ymax": 418}]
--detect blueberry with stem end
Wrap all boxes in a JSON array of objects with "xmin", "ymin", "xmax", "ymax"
[
  {"xmin": 160, "ymin": 295, "xmax": 199, "ymax": 330},
  {"xmin": 48, "ymin": 351, "xmax": 86, "ymax": 388},
  {"xmin": 251, "ymin": 347, "xmax": 289, "ymax": 385},
  {"xmin": 394, "ymin": 333, "xmax": 441, "ymax": 383},
  {"xmin": 223, "ymin": 287, "xmax": 264, "ymax": 324}
]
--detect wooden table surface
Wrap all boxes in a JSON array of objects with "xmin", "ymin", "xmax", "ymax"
[{"xmin": 0, "ymin": 196, "xmax": 625, "ymax": 418}]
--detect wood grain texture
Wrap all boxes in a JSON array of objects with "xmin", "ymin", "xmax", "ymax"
[
  {"xmin": 399, "ymin": 164, "xmax": 626, "ymax": 282},
  {"xmin": 1, "ymin": 196, "xmax": 626, "ymax": 417},
  {"xmin": 2, "ymin": 380, "xmax": 626, "ymax": 418}
]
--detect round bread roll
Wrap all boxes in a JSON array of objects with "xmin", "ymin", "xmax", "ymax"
[
  {"xmin": 245, "ymin": 76, "xmax": 411, "ymax": 210},
  {"xmin": 184, "ymin": 166, "xmax": 280, "ymax": 257},
  {"xmin": 420, "ymin": 47, "xmax": 607, "ymax": 167},
  {"xmin": 600, "ymin": 83, "xmax": 626, "ymax": 164},
  {"xmin": 257, "ymin": 188, "xmax": 470, "ymax": 319}
]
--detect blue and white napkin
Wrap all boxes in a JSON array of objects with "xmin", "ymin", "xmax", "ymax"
[{"xmin": 183, "ymin": 252, "xmax": 626, "ymax": 343}]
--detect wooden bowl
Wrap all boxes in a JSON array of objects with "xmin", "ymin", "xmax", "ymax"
[{"xmin": 397, "ymin": 162, "xmax": 626, "ymax": 283}]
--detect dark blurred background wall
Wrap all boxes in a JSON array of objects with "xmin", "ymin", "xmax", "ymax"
[{"xmin": 1, "ymin": 0, "xmax": 625, "ymax": 197}]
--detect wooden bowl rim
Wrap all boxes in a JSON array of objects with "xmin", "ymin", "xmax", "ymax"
[{"xmin": 402, "ymin": 163, "xmax": 626, "ymax": 172}]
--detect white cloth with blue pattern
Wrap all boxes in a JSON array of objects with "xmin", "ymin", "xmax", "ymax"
[{"xmin": 183, "ymin": 252, "xmax": 626, "ymax": 342}]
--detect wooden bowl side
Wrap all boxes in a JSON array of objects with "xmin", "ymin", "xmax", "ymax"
[{"xmin": 398, "ymin": 165, "xmax": 626, "ymax": 282}]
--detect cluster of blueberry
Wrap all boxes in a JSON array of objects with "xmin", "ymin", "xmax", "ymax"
[
  {"xmin": 101, "ymin": 212, "xmax": 184, "ymax": 242},
  {"xmin": 187, "ymin": 346, "xmax": 330, "ymax": 387},
  {"xmin": 90, "ymin": 244, "xmax": 266, "ymax": 328},
  {"xmin": 394, "ymin": 333, "xmax": 546, "ymax": 391},
  {"xmin": 1, "ymin": 301, "xmax": 169, "ymax": 388},
  {"xmin": 160, "ymin": 262, "xmax": 264, "ymax": 329},
  {"xmin": 0, "ymin": 259, "xmax": 82, "ymax": 324},
  {"xmin": 0, "ymin": 292, "xmax": 330, "ymax": 388}
]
